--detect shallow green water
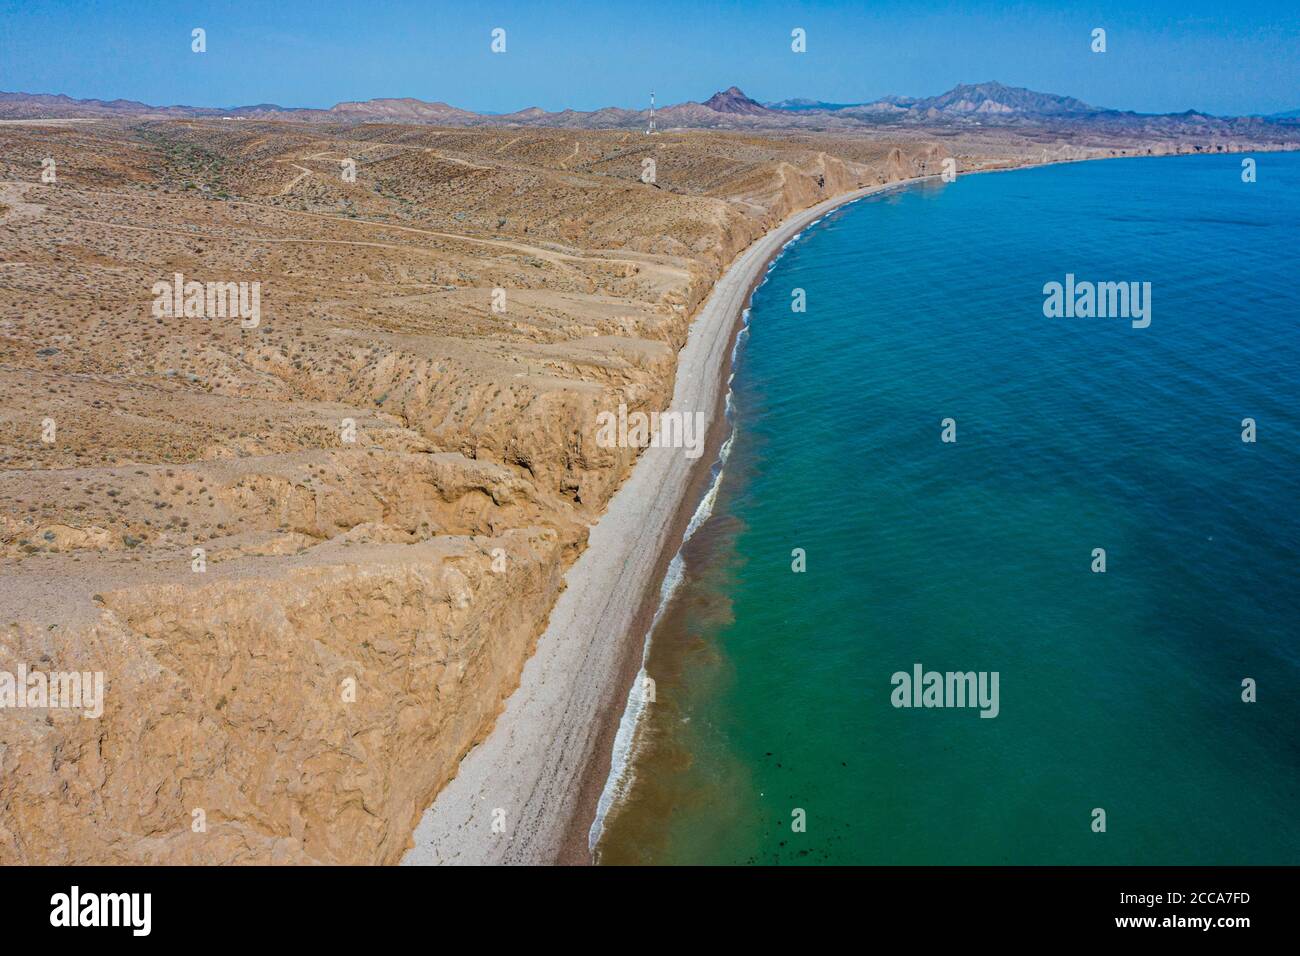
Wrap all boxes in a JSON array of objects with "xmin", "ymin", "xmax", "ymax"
[{"xmin": 596, "ymin": 153, "xmax": 1300, "ymax": 865}]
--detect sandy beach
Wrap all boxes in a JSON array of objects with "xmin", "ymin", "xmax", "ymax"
[
  {"xmin": 6, "ymin": 3, "xmax": 1296, "ymax": 875},
  {"xmin": 401, "ymin": 178, "xmax": 920, "ymax": 865}
]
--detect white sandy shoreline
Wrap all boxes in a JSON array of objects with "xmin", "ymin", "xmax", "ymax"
[{"xmin": 401, "ymin": 176, "xmax": 927, "ymax": 866}]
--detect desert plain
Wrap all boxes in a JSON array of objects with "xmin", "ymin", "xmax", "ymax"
[{"xmin": 0, "ymin": 98, "xmax": 1294, "ymax": 863}]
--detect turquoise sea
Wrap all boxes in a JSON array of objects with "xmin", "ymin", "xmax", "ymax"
[{"xmin": 595, "ymin": 152, "xmax": 1300, "ymax": 865}]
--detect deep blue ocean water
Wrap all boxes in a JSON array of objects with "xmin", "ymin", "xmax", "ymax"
[{"xmin": 596, "ymin": 152, "xmax": 1300, "ymax": 865}]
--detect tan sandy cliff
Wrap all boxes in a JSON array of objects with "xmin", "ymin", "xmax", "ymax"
[{"xmin": 0, "ymin": 118, "xmax": 1288, "ymax": 862}]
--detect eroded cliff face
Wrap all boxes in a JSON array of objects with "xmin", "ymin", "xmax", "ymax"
[
  {"xmin": 3, "ymin": 530, "xmax": 565, "ymax": 863},
  {"xmin": 0, "ymin": 120, "xmax": 1201, "ymax": 863}
]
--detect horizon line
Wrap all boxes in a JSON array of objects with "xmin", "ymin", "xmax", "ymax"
[{"xmin": 4, "ymin": 82, "xmax": 1296, "ymax": 120}]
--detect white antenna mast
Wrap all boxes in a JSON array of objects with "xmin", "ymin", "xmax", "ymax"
[{"xmin": 647, "ymin": 90, "xmax": 656, "ymax": 135}]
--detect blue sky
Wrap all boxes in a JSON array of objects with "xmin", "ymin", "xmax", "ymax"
[{"xmin": 1, "ymin": 0, "xmax": 1297, "ymax": 116}]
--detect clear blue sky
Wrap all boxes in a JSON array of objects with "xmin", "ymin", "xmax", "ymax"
[{"xmin": 2, "ymin": 0, "xmax": 1297, "ymax": 116}]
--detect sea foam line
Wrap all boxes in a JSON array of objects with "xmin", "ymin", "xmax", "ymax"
[
  {"xmin": 587, "ymin": 343, "xmax": 740, "ymax": 854},
  {"xmin": 589, "ymin": 210, "xmax": 824, "ymax": 853}
]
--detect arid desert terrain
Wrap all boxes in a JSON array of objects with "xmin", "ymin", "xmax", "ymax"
[{"xmin": 1, "ymin": 104, "xmax": 1294, "ymax": 863}]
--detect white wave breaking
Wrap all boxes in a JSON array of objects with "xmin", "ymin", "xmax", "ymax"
[{"xmin": 587, "ymin": 219, "xmax": 825, "ymax": 855}]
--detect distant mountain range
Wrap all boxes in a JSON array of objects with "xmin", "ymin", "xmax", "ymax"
[{"xmin": 2, "ymin": 82, "xmax": 1297, "ymax": 134}]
